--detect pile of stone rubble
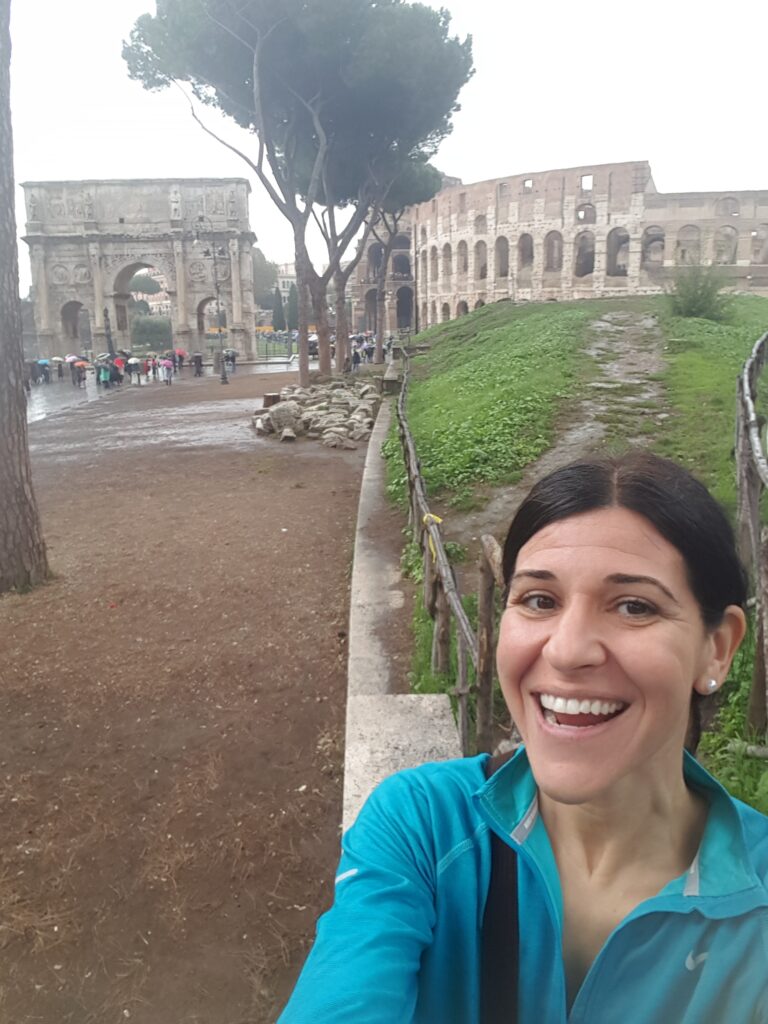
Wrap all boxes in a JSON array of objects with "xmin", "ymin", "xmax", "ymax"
[{"xmin": 252, "ymin": 380, "xmax": 381, "ymax": 448}]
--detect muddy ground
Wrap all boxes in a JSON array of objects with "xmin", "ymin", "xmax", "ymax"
[{"xmin": 1, "ymin": 370, "xmax": 378, "ymax": 1023}]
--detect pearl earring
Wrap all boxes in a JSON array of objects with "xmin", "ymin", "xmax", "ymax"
[{"xmin": 706, "ymin": 679, "xmax": 718, "ymax": 693}]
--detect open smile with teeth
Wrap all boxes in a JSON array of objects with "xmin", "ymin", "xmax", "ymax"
[{"xmin": 538, "ymin": 692, "xmax": 628, "ymax": 728}]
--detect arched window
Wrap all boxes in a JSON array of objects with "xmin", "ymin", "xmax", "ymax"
[
  {"xmin": 430, "ymin": 246, "xmax": 438, "ymax": 283},
  {"xmin": 606, "ymin": 227, "xmax": 630, "ymax": 277},
  {"xmin": 713, "ymin": 225, "xmax": 738, "ymax": 265},
  {"xmin": 641, "ymin": 227, "xmax": 665, "ymax": 268},
  {"xmin": 442, "ymin": 243, "xmax": 453, "ymax": 279},
  {"xmin": 456, "ymin": 300, "xmax": 469, "ymax": 316},
  {"xmin": 367, "ymin": 242, "xmax": 384, "ymax": 279},
  {"xmin": 474, "ymin": 299, "xmax": 485, "ymax": 310},
  {"xmin": 517, "ymin": 234, "xmax": 534, "ymax": 270},
  {"xmin": 676, "ymin": 225, "xmax": 701, "ymax": 265},
  {"xmin": 751, "ymin": 226, "xmax": 768, "ymax": 265},
  {"xmin": 544, "ymin": 231, "xmax": 563, "ymax": 272},
  {"xmin": 495, "ymin": 237, "xmax": 509, "ymax": 278},
  {"xmin": 392, "ymin": 253, "xmax": 411, "ymax": 278},
  {"xmin": 715, "ymin": 197, "xmax": 739, "ymax": 218},
  {"xmin": 396, "ymin": 287, "xmax": 413, "ymax": 329},
  {"xmin": 474, "ymin": 214, "xmax": 487, "ymax": 234},
  {"xmin": 575, "ymin": 203, "xmax": 596, "ymax": 225},
  {"xmin": 474, "ymin": 241, "xmax": 487, "ymax": 280},
  {"xmin": 574, "ymin": 232, "xmax": 595, "ymax": 277},
  {"xmin": 441, "ymin": 302, "xmax": 451, "ymax": 322},
  {"xmin": 392, "ymin": 234, "xmax": 410, "ymax": 250},
  {"xmin": 457, "ymin": 240, "xmax": 469, "ymax": 277}
]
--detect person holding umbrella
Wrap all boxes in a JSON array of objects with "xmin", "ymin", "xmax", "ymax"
[
  {"xmin": 127, "ymin": 356, "xmax": 142, "ymax": 385},
  {"xmin": 160, "ymin": 356, "xmax": 174, "ymax": 385},
  {"xmin": 192, "ymin": 352, "xmax": 204, "ymax": 377}
]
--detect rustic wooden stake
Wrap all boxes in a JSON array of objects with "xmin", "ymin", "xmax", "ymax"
[
  {"xmin": 476, "ymin": 550, "xmax": 496, "ymax": 754},
  {"xmin": 431, "ymin": 583, "xmax": 451, "ymax": 675},
  {"xmin": 455, "ymin": 631, "xmax": 471, "ymax": 756}
]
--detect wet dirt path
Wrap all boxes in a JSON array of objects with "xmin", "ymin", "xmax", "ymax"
[{"xmin": 2, "ymin": 370, "xmax": 364, "ymax": 1023}]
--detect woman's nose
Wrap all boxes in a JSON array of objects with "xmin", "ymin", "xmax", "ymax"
[{"xmin": 542, "ymin": 602, "xmax": 607, "ymax": 672}]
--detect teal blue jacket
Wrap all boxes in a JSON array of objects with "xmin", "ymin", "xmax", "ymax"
[{"xmin": 278, "ymin": 749, "xmax": 768, "ymax": 1022}]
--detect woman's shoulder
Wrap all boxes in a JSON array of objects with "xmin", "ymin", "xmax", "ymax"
[{"xmin": 352, "ymin": 755, "xmax": 491, "ymax": 835}]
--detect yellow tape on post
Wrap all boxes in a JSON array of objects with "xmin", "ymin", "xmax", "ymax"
[{"xmin": 423, "ymin": 513, "xmax": 443, "ymax": 560}]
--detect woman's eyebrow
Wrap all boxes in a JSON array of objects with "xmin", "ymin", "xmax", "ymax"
[
  {"xmin": 605, "ymin": 573, "xmax": 679, "ymax": 604},
  {"xmin": 509, "ymin": 569, "xmax": 556, "ymax": 584}
]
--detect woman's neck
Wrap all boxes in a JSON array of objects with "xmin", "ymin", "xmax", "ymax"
[{"xmin": 538, "ymin": 767, "xmax": 708, "ymax": 883}]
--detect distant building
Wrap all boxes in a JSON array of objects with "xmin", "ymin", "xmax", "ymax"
[
  {"xmin": 348, "ymin": 160, "xmax": 768, "ymax": 334},
  {"xmin": 277, "ymin": 263, "xmax": 296, "ymax": 302}
]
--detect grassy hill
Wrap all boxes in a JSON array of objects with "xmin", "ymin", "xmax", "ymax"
[{"xmin": 385, "ymin": 293, "xmax": 768, "ymax": 811}]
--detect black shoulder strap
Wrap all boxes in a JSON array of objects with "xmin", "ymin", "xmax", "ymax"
[{"xmin": 481, "ymin": 753, "xmax": 519, "ymax": 1024}]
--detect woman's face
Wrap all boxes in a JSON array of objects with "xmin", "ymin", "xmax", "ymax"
[{"xmin": 496, "ymin": 506, "xmax": 720, "ymax": 804}]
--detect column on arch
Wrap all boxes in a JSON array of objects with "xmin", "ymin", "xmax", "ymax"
[
  {"xmin": 228, "ymin": 238, "xmax": 243, "ymax": 325},
  {"xmin": 172, "ymin": 240, "xmax": 190, "ymax": 339}
]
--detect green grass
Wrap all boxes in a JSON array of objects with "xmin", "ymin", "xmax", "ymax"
[
  {"xmin": 385, "ymin": 302, "xmax": 593, "ymax": 502},
  {"xmin": 653, "ymin": 295, "xmax": 768, "ymax": 515}
]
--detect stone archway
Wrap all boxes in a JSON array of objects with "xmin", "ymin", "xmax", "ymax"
[
  {"xmin": 22, "ymin": 178, "xmax": 257, "ymax": 357},
  {"xmin": 395, "ymin": 286, "xmax": 413, "ymax": 329}
]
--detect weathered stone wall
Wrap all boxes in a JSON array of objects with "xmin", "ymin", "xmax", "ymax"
[
  {"xmin": 350, "ymin": 160, "xmax": 768, "ymax": 331},
  {"xmin": 21, "ymin": 178, "xmax": 257, "ymax": 356}
]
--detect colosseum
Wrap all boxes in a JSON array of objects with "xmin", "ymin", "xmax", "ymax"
[{"xmin": 349, "ymin": 160, "xmax": 768, "ymax": 334}]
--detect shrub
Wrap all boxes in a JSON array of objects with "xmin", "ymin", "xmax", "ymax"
[{"xmin": 667, "ymin": 265, "xmax": 732, "ymax": 322}]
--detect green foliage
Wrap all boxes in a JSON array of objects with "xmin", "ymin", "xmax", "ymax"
[
  {"xmin": 128, "ymin": 273, "xmax": 161, "ymax": 295},
  {"xmin": 130, "ymin": 315, "xmax": 172, "ymax": 347},
  {"xmin": 252, "ymin": 248, "xmax": 278, "ymax": 308},
  {"xmin": 123, "ymin": 0, "xmax": 473, "ymax": 208},
  {"xmin": 653, "ymin": 296, "xmax": 768, "ymax": 515},
  {"xmin": 272, "ymin": 287, "xmax": 286, "ymax": 331},
  {"xmin": 699, "ymin": 624, "xmax": 768, "ymax": 814},
  {"xmin": 389, "ymin": 303, "xmax": 588, "ymax": 499},
  {"xmin": 667, "ymin": 265, "xmax": 733, "ymax": 322},
  {"xmin": 287, "ymin": 283, "xmax": 299, "ymax": 331}
]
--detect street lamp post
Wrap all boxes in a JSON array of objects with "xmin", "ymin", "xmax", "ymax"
[{"xmin": 193, "ymin": 215, "xmax": 229, "ymax": 385}]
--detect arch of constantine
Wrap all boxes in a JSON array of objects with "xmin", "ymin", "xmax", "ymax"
[
  {"xmin": 349, "ymin": 160, "xmax": 768, "ymax": 333},
  {"xmin": 21, "ymin": 178, "xmax": 257, "ymax": 356}
]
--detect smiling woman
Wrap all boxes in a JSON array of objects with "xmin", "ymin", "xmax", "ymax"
[{"xmin": 278, "ymin": 451, "xmax": 768, "ymax": 1024}]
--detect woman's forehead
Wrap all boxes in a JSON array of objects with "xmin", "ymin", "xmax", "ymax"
[{"xmin": 517, "ymin": 507, "xmax": 681, "ymax": 568}]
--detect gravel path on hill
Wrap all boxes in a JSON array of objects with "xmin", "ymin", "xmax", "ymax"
[{"xmin": 439, "ymin": 310, "xmax": 668, "ymax": 565}]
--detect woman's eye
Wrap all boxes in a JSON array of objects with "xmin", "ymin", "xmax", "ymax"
[
  {"xmin": 618, "ymin": 598, "xmax": 655, "ymax": 617},
  {"xmin": 521, "ymin": 593, "xmax": 556, "ymax": 611}
]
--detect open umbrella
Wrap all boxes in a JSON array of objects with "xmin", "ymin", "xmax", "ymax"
[
  {"xmin": 51, "ymin": 356, "xmax": 64, "ymax": 362},
  {"xmin": 74, "ymin": 361, "xmax": 88, "ymax": 368},
  {"xmin": 37, "ymin": 358, "xmax": 50, "ymax": 365},
  {"xmin": 65, "ymin": 354, "xmax": 79, "ymax": 363},
  {"xmin": 127, "ymin": 357, "xmax": 141, "ymax": 364},
  {"xmin": 174, "ymin": 347, "xmax": 188, "ymax": 356},
  {"xmin": 160, "ymin": 358, "xmax": 174, "ymax": 368}
]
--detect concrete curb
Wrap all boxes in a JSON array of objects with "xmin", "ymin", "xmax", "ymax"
[{"xmin": 343, "ymin": 398, "xmax": 460, "ymax": 830}]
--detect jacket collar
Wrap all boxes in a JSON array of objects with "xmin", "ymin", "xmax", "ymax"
[{"xmin": 474, "ymin": 746, "xmax": 768, "ymax": 902}]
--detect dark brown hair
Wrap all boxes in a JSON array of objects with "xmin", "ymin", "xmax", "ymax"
[{"xmin": 502, "ymin": 451, "xmax": 748, "ymax": 753}]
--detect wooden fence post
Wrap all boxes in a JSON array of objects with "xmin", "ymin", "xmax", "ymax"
[
  {"xmin": 750, "ymin": 526, "xmax": 768, "ymax": 735},
  {"xmin": 431, "ymin": 583, "xmax": 451, "ymax": 676},
  {"xmin": 476, "ymin": 536, "xmax": 503, "ymax": 755},
  {"xmin": 455, "ymin": 631, "xmax": 471, "ymax": 756}
]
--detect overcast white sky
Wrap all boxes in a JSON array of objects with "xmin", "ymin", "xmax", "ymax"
[{"xmin": 10, "ymin": 0, "xmax": 768, "ymax": 294}]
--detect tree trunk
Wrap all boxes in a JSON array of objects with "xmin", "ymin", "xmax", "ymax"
[
  {"xmin": 333, "ymin": 270, "xmax": 349, "ymax": 372},
  {"xmin": 309, "ymin": 278, "xmax": 332, "ymax": 377},
  {"xmin": 294, "ymin": 241, "xmax": 313, "ymax": 388},
  {"xmin": 0, "ymin": 0, "xmax": 49, "ymax": 594}
]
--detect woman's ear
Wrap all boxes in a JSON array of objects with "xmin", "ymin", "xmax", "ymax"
[{"xmin": 694, "ymin": 605, "xmax": 747, "ymax": 695}]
